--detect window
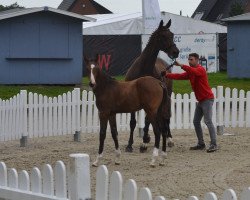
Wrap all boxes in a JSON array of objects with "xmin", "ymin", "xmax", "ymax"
[
  {"xmin": 193, "ymin": 12, "xmax": 204, "ymax": 20},
  {"xmin": 216, "ymin": 13, "xmax": 224, "ymax": 20}
]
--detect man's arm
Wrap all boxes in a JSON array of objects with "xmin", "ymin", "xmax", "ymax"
[
  {"xmin": 181, "ymin": 65, "xmax": 204, "ymax": 76},
  {"xmin": 166, "ymin": 72, "xmax": 189, "ymax": 80},
  {"xmin": 173, "ymin": 60, "xmax": 204, "ymax": 76}
]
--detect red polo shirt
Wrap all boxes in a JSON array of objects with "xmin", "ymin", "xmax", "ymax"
[{"xmin": 166, "ymin": 64, "xmax": 214, "ymax": 102}]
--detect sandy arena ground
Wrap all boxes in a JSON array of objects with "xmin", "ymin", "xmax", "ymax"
[{"xmin": 0, "ymin": 127, "xmax": 249, "ymax": 199}]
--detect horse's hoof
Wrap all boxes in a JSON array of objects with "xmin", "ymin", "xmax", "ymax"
[
  {"xmin": 139, "ymin": 145, "xmax": 147, "ymax": 153},
  {"xmin": 115, "ymin": 161, "xmax": 120, "ymax": 165},
  {"xmin": 168, "ymin": 142, "xmax": 174, "ymax": 147},
  {"xmin": 125, "ymin": 146, "xmax": 133, "ymax": 153},
  {"xmin": 168, "ymin": 141, "xmax": 175, "ymax": 147},
  {"xmin": 144, "ymin": 135, "xmax": 151, "ymax": 143},
  {"xmin": 92, "ymin": 162, "xmax": 98, "ymax": 167},
  {"xmin": 150, "ymin": 162, "xmax": 156, "ymax": 168},
  {"xmin": 159, "ymin": 162, "xmax": 165, "ymax": 166}
]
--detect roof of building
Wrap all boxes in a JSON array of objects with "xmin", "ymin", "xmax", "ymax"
[
  {"xmin": 0, "ymin": 6, "xmax": 96, "ymax": 22},
  {"xmin": 58, "ymin": 0, "xmax": 112, "ymax": 14},
  {"xmin": 90, "ymin": 0, "xmax": 112, "ymax": 14},
  {"xmin": 83, "ymin": 12, "xmax": 142, "ymax": 28},
  {"xmin": 192, "ymin": 0, "xmax": 217, "ymax": 20},
  {"xmin": 58, "ymin": 0, "xmax": 75, "ymax": 10},
  {"xmin": 222, "ymin": 12, "xmax": 250, "ymax": 21},
  {"xmin": 0, "ymin": 8, "xmax": 24, "ymax": 15},
  {"xmin": 192, "ymin": 0, "xmax": 250, "ymax": 23}
]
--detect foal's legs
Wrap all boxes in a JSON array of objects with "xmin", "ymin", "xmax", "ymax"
[
  {"xmin": 92, "ymin": 112, "xmax": 108, "ymax": 167},
  {"xmin": 126, "ymin": 112, "xmax": 136, "ymax": 152},
  {"xmin": 109, "ymin": 114, "xmax": 121, "ymax": 165},
  {"xmin": 140, "ymin": 115, "xmax": 152, "ymax": 153},
  {"xmin": 143, "ymin": 115, "xmax": 151, "ymax": 143}
]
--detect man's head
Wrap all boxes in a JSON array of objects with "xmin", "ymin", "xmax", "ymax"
[{"xmin": 188, "ymin": 53, "xmax": 199, "ymax": 67}]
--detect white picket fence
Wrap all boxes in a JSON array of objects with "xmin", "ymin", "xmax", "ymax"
[
  {"xmin": 0, "ymin": 86, "xmax": 249, "ymax": 142},
  {"xmin": 0, "ymin": 153, "xmax": 249, "ymax": 200},
  {"xmin": 169, "ymin": 86, "xmax": 250, "ymax": 129}
]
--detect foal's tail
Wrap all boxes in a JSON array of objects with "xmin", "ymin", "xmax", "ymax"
[{"xmin": 157, "ymin": 85, "xmax": 171, "ymax": 131}]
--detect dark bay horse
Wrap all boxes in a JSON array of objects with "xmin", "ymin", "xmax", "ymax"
[
  {"xmin": 125, "ymin": 19, "xmax": 179, "ymax": 152},
  {"xmin": 85, "ymin": 56, "xmax": 171, "ymax": 167}
]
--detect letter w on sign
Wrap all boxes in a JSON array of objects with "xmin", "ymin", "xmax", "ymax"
[{"xmin": 99, "ymin": 54, "xmax": 111, "ymax": 71}]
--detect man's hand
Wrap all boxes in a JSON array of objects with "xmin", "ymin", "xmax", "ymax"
[
  {"xmin": 161, "ymin": 71, "xmax": 166, "ymax": 77},
  {"xmin": 174, "ymin": 60, "xmax": 183, "ymax": 67}
]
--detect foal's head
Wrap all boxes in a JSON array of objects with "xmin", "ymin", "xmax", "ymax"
[
  {"xmin": 151, "ymin": 19, "xmax": 179, "ymax": 59},
  {"xmin": 84, "ymin": 55, "xmax": 116, "ymax": 89}
]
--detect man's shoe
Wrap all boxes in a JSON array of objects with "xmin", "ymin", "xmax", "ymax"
[
  {"xmin": 207, "ymin": 144, "xmax": 218, "ymax": 153},
  {"xmin": 190, "ymin": 144, "xmax": 206, "ymax": 150}
]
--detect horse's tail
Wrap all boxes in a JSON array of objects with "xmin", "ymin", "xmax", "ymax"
[{"xmin": 157, "ymin": 84, "xmax": 171, "ymax": 131}]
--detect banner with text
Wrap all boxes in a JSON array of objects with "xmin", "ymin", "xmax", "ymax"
[
  {"xmin": 142, "ymin": 33, "xmax": 218, "ymax": 73},
  {"xmin": 142, "ymin": 0, "xmax": 161, "ymax": 34}
]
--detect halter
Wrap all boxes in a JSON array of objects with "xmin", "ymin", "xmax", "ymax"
[
  {"xmin": 165, "ymin": 58, "xmax": 176, "ymax": 71},
  {"xmin": 166, "ymin": 43, "xmax": 177, "ymax": 49},
  {"xmin": 159, "ymin": 57, "xmax": 175, "ymax": 88}
]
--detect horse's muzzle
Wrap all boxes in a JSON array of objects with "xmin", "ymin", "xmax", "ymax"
[
  {"xmin": 89, "ymin": 82, "xmax": 95, "ymax": 88},
  {"xmin": 165, "ymin": 46, "xmax": 179, "ymax": 59}
]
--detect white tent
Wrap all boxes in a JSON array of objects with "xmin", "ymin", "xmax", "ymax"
[
  {"xmin": 82, "ymin": 11, "xmax": 227, "ymax": 73},
  {"xmin": 83, "ymin": 11, "xmax": 227, "ymax": 35}
]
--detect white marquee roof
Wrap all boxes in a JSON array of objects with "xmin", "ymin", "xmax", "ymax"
[{"xmin": 83, "ymin": 11, "xmax": 227, "ymax": 35}]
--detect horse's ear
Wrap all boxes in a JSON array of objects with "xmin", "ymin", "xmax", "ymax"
[
  {"xmin": 158, "ymin": 20, "xmax": 163, "ymax": 29},
  {"xmin": 95, "ymin": 54, "xmax": 99, "ymax": 63},
  {"xmin": 165, "ymin": 19, "xmax": 171, "ymax": 29},
  {"xmin": 84, "ymin": 55, "xmax": 88, "ymax": 64},
  {"xmin": 84, "ymin": 56, "xmax": 91, "ymax": 74}
]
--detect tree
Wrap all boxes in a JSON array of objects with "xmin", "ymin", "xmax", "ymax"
[
  {"xmin": 229, "ymin": 1, "xmax": 244, "ymax": 17},
  {"xmin": 0, "ymin": 2, "xmax": 24, "ymax": 12}
]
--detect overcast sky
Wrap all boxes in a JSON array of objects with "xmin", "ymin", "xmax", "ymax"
[{"xmin": 1, "ymin": 0, "xmax": 202, "ymax": 16}]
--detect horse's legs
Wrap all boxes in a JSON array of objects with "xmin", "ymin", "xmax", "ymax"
[
  {"xmin": 150, "ymin": 119, "xmax": 161, "ymax": 167},
  {"xmin": 92, "ymin": 113, "xmax": 108, "ymax": 167},
  {"xmin": 160, "ymin": 122, "xmax": 168, "ymax": 166},
  {"xmin": 166, "ymin": 119, "xmax": 174, "ymax": 147},
  {"xmin": 125, "ymin": 112, "xmax": 136, "ymax": 152},
  {"xmin": 109, "ymin": 114, "xmax": 121, "ymax": 165},
  {"xmin": 143, "ymin": 115, "xmax": 151, "ymax": 143}
]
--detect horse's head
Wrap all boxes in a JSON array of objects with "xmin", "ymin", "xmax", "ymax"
[
  {"xmin": 154, "ymin": 19, "xmax": 179, "ymax": 59},
  {"xmin": 84, "ymin": 55, "xmax": 115, "ymax": 89},
  {"xmin": 84, "ymin": 55, "xmax": 101, "ymax": 88}
]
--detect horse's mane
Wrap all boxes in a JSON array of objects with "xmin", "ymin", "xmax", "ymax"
[
  {"xmin": 99, "ymin": 69, "xmax": 117, "ymax": 84},
  {"xmin": 146, "ymin": 28, "xmax": 158, "ymax": 47},
  {"xmin": 146, "ymin": 26, "xmax": 169, "ymax": 47}
]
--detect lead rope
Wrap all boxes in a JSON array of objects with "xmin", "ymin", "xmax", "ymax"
[
  {"xmin": 159, "ymin": 58, "xmax": 176, "ymax": 88},
  {"xmin": 165, "ymin": 58, "xmax": 176, "ymax": 71}
]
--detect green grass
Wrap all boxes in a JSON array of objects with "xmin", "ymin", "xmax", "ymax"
[
  {"xmin": 82, "ymin": 75, "xmax": 124, "ymax": 85},
  {"xmin": 0, "ymin": 72, "xmax": 249, "ymax": 99},
  {"xmin": 104, "ymin": 72, "xmax": 250, "ymax": 94},
  {"xmin": 174, "ymin": 72, "xmax": 250, "ymax": 94},
  {"xmin": 0, "ymin": 85, "xmax": 75, "ymax": 100}
]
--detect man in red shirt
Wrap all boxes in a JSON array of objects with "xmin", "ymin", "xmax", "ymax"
[{"xmin": 161, "ymin": 53, "xmax": 217, "ymax": 152}]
